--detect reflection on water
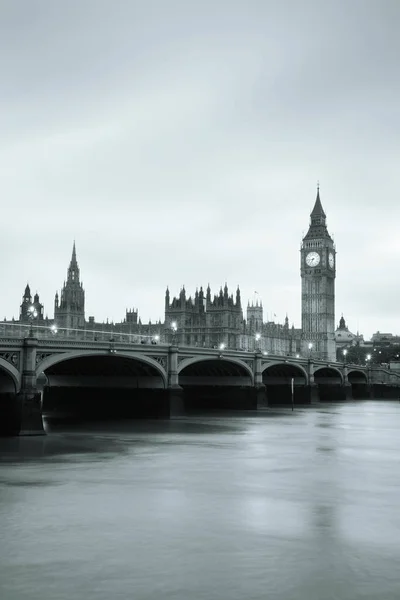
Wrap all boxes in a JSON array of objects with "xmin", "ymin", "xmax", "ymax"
[{"xmin": 1, "ymin": 402, "xmax": 400, "ymax": 600}]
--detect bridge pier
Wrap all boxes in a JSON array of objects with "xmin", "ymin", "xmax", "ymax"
[
  {"xmin": 343, "ymin": 383, "xmax": 352, "ymax": 401},
  {"xmin": 19, "ymin": 336, "xmax": 45, "ymax": 436},
  {"xmin": 167, "ymin": 387, "xmax": 185, "ymax": 417},
  {"xmin": 168, "ymin": 345, "xmax": 185, "ymax": 417},
  {"xmin": 308, "ymin": 384, "xmax": 319, "ymax": 404},
  {"xmin": 255, "ymin": 385, "xmax": 268, "ymax": 409}
]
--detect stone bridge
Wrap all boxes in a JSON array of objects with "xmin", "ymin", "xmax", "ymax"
[{"xmin": 1, "ymin": 335, "xmax": 399, "ymax": 435}]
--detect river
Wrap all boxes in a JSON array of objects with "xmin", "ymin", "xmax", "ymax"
[{"xmin": 1, "ymin": 401, "xmax": 400, "ymax": 599}]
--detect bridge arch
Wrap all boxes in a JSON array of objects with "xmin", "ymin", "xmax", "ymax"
[
  {"xmin": 177, "ymin": 355, "xmax": 254, "ymax": 383},
  {"xmin": 347, "ymin": 369, "xmax": 367, "ymax": 383},
  {"xmin": 261, "ymin": 361, "xmax": 308, "ymax": 405},
  {"xmin": 38, "ymin": 351, "xmax": 169, "ymax": 421},
  {"xmin": 261, "ymin": 361, "xmax": 309, "ymax": 382},
  {"xmin": 0, "ymin": 358, "xmax": 20, "ymax": 392},
  {"xmin": 177, "ymin": 356, "xmax": 254, "ymax": 411},
  {"xmin": 36, "ymin": 350, "xmax": 167, "ymax": 387},
  {"xmin": 313, "ymin": 366, "xmax": 343, "ymax": 384}
]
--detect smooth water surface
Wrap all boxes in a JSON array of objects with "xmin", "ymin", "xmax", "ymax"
[{"xmin": 1, "ymin": 401, "xmax": 400, "ymax": 600}]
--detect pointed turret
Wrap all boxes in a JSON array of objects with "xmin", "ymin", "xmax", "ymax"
[
  {"xmin": 67, "ymin": 241, "xmax": 80, "ymax": 282},
  {"xmin": 23, "ymin": 283, "xmax": 31, "ymax": 300},
  {"xmin": 71, "ymin": 240, "xmax": 77, "ymax": 266},
  {"xmin": 235, "ymin": 286, "xmax": 241, "ymax": 307},
  {"xmin": 165, "ymin": 286, "xmax": 170, "ymax": 309}
]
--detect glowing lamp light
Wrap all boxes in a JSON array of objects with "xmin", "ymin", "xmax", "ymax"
[
  {"xmin": 308, "ymin": 342, "xmax": 313, "ymax": 350},
  {"xmin": 171, "ymin": 321, "xmax": 177, "ymax": 332},
  {"xmin": 28, "ymin": 305, "xmax": 38, "ymax": 318},
  {"xmin": 219, "ymin": 343, "xmax": 225, "ymax": 351},
  {"xmin": 255, "ymin": 333, "xmax": 261, "ymax": 341}
]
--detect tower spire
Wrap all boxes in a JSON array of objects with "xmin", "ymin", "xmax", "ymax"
[
  {"xmin": 71, "ymin": 240, "xmax": 78, "ymax": 268},
  {"xmin": 310, "ymin": 183, "xmax": 326, "ymax": 219}
]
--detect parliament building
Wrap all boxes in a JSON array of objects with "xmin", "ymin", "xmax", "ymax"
[{"xmin": 3, "ymin": 189, "xmax": 338, "ymax": 360}]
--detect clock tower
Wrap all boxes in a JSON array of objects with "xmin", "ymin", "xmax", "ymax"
[{"xmin": 301, "ymin": 186, "xmax": 336, "ymax": 361}]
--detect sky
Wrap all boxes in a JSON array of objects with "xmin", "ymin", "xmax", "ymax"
[{"xmin": 0, "ymin": 0, "xmax": 399, "ymax": 339}]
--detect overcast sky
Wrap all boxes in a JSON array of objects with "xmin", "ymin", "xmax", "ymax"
[{"xmin": 1, "ymin": 0, "xmax": 399, "ymax": 338}]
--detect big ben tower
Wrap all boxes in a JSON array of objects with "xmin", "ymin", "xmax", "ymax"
[{"xmin": 300, "ymin": 186, "xmax": 336, "ymax": 361}]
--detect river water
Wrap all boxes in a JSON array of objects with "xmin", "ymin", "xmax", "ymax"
[{"xmin": 1, "ymin": 401, "xmax": 400, "ymax": 600}]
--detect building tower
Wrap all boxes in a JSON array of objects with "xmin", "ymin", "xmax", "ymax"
[
  {"xmin": 246, "ymin": 299, "xmax": 263, "ymax": 334},
  {"xmin": 300, "ymin": 186, "xmax": 336, "ymax": 361},
  {"xmin": 19, "ymin": 284, "xmax": 44, "ymax": 323},
  {"xmin": 54, "ymin": 242, "xmax": 85, "ymax": 332}
]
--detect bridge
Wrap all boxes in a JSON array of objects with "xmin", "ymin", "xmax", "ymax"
[{"xmin": 1, "ymin": 333, "xmax": 400, "ymax": 435}]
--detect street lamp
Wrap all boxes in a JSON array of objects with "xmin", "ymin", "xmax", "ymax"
[
  {"xmin": 366, "ymin": 353, "xmax": 371, "ymax": 386},
  {"xmin": 171, "ymin": 321, "xmax": 177, "ymax": 345},
  {"xmin": 50, "ymin": 324, "xmax": 58, "ymax": 334},
  {"xmin": 28, "ymin": 305, "xmax": 38, "ymax": 336},
  {"xmin": 308, "ymin": 342, "xmax": 313, "ymax": 358},
  {"xmin": 343, "ymin": 348, "xmax": 348, "ymax": 364},
  {"xmin": 255, "ymin": 332, "xmax": 261, "ymax": 351}
]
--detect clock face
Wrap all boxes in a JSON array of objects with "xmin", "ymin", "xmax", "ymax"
[
  {"xmin": 305, "ymin": 251, "xmax": 320, "ymax": 267},
  {"xmin": 328, "ymin": 252, "xmax": 334, "ymax": 269}
]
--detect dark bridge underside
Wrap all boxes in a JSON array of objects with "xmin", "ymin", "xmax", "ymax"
[
  {"xmin": 179, "ymin": 359, "xmax": 252, "ymax": 387},
  {"xmin": 263, "ymin": 364, "xmax": 306, "ymax": 384},
  {"xmin": 44, "ymin": 355, "xmax": 164, "ymax": 388},
  {"xmin": 0, "ymin": 369, "xmax": 16, "ymax": 393},
  {"xmin": 180, "ymin": 359, "xmax": 250, "ymax": 378},
  {"xmin": 179, "ymin": 359, "xmax": 254, "ymax": 411},
  {"xmin": 42, "ymin": 355, "xmax": 167, "ymax": 421},
  {"xmin": 0, "ymin": 369, "xmax": 18, "ymax": 435},
  {"xmin": 348, "ymin": 370, "xmax": 367, "ymax": 383}
]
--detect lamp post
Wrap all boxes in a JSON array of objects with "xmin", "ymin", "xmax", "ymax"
[
  {"xmin": 343, "ymin": 348, "xmax": 348, "ymax": 365},
  {"xmin": 308, "ymin": 342, "xmax": 313, "ymax": 358},
  {"xmin": 366, "ymin": 353, "xmax": 371, "ymax": 384},
  {"xmin": 171, "ymin": 321, "xmax": 177, "ymax": 346},
  {"xmin": 255, "ymin": 332, "xmax": 261, "ymax": 352},
  {"xmin": 28, "ymin": 305, "xmax": 38, "ymax": 336}
]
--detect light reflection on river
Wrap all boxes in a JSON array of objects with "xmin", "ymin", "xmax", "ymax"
[{"xmin": 1, "ymin": 401, "xmax": 400, "ymax": 600}]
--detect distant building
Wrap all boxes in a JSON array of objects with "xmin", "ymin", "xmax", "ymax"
[
  {"xmin": 164, "ymin": 285, "xmax": 300, "ymax": 354},
  {"xmin": 335, "ymin": 315, "xmax": 359, "ymax": 349},
  {"xmin": 371, "ymin": 332, "xmax": 400, "ymax": 347}
]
